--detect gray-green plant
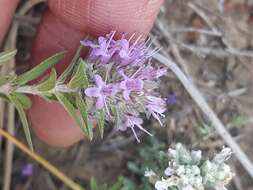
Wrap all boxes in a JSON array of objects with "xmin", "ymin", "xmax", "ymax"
[{"xmin": 145, "ymin": 144, "xmax": 233, "ymax": 190}]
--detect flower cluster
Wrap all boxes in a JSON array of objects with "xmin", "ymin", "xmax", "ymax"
[
  {"xmin": 145, "ymin": 144, "xmax": 233, "ymax": 190},
  {"xmin": 80, "ymin": 31, "xmax": 167, "ymax": 142}
]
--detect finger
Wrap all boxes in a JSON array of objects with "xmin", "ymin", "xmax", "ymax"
[
  {"xmin": 0, "ymin": 0, "xmax": 19, "ymax": 45},
  {"xmin": 28, "ymin": 0, "xmax": 163, "ymax": 147},
  {"xmin": 48, "ymin": 0, "xmax": 164, "ymax": 36}
]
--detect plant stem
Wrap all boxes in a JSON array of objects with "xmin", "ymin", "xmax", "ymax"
[{"xmin": 0, "ymin": 84, "xmax": 77, "ymax": 95}]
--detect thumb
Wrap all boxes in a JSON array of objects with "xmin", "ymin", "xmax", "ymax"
[
  {"xmin": 0, "ymin": 0, "xmax": 19, "ymax": 45},
  {"xmin": 28, "ymin": 0, "xmax": 163, "ymax": 147}
]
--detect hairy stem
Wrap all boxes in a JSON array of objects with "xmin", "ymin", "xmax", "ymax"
[{"xmin": 0, "ymin": 84, "xmax": 78, "ymax": 95}]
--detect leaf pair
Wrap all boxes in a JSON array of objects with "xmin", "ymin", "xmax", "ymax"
[
  {"xmin": 56, "ymin": 58, "xmax": 94, "ymax": 140},
  {"xmin": 16, "ymin": 52, "xmax": 65, "ymax": 86},
  {"xmin": 0, "ymin": 48, "xmax": 104, "ymax": 149},
  {"xmin": 8, "ymin": 93, "xmax": 33, "ymax": 151},
  {"xmin": 55, "ymin": 92, "xmax": 93, "ymax": 140},
  {"xmin": 6, "ymin": 52, "xmax": 65, "ymax": 151}
]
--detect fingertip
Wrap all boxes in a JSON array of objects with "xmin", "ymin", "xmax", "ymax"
[
  {"xmin": 28, "ymin": 96, "xmax": 84, "ymax": 147},
  {"xmin": 30, "ymin": 10, "xmax": 84, "ymax": 74},
  {"xmin": 48, "ymin": 0, "xmax": 164, "ymax": 36},
  {"xmin": 0, "ymin": 0, "xmax": 19, "ymax": 44}
]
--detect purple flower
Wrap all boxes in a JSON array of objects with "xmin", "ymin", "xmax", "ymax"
[
  {"xmin": 21, "ymin": 163, "xmax": 33, "ymax": 177},
  {"xmin": 138, "ymin": 66, "xmax": 167, "ymax": 80},
  {"xmin": 118, "ymin": 36, "xmax": 147, "ymax": 66},
  {"xmin": 119, "ymin": 70, "xmax": 144, "ymax": 100},
  {"xmin": 85, "ymin": 74, "xmax": 118, "ymax": 109},
  {"xmin": 166, "ymin": 94, "xmax": 177, "ymax": 105},
  {"xmin": 81, "ymin": 31, "xmax": 168, "ymax": 140},
  {"xmin": 118, "ymin": 39, "xmax": 130, "ymax": 59},
  {"xmin": 80, "ymin": 31, "xmax": 116, "ymax": 64},
  {"xmin": 119, "ymin": 115, "xmax": 152, "ymax": 142},
  {"xmin": 146, "ymin": 96, "xmax": 166, "ymax": 126}
]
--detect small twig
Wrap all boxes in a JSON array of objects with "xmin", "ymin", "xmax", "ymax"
[
  {"xmin": 153, "ymin": 53, "xmax": 253, "ymax": 178},
  {"xmin": 3, "ymin": 104, "xmax": 15, "ymax": 190},
  {"xmin": 188, "ymin": 3, "xmax": 219, "ymax": 34},
  {"xmin": 187, "ymin": 1, "xmax": 253, "ymax": 81},
  {"xmin": 218, "ymin": 0, "xmax": 225, "ymax": 13},
  {"xmin": 188, "ymin": 2, "xmax": 253, "ymax": 59},
  {"xmin": 156, "ymin": 21, "xmax": 191, "ymax": 76},
  {"xmin": 169, "ymin": 27, "xmax": 222, "ymax": 37},
  {"xmin": 0, "ymin": 128, "xmax": 84, "ymax": 190},
  {"xmin": 227, "ymin": 88, "xmax": 247, "ymax": 97}
]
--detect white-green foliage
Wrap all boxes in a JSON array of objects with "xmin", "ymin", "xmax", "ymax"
[{"xmin": 145, "ymin": 144, "xmax": 233, "ymax": 190}]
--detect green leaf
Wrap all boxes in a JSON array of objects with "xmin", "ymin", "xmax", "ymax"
[
  {"xmin": 68, "ymin": 59, "xmax": 89, "ymax": 89},
  {"xmin": 110, "ymin": 178, "xmax": 124, "ymax": 190},
  {"xmin": 8, "ymin": 93, "xmax": 33, "ymax": 151},
  {"xmin": 0, "ymin": 50, "xmax": 17, "ymax": 65},
  {"xmin": 96, "ymin": 109, "xmax": 105, "ymax": 138},
  {"xmin": 55, "ymin": 93, "xmax": 87, "ymax": 135},
  {"xmin": 58, "ymin": 46, "xmax": 82, "ymax": 83},
  {"xmin": 14, "ymin": 93, "xmax": 32, "ymax": 110},
  {"xmin": 17, "ymin": 52, "xmax": 65, "ymax": 85},
  {"xmin": 37, "ymin": 68, "xmax": 57, "ymax": 91},
  {"xmin": 76, "ymin": 94, "xmax": 93, "ymax": 140},
  {"xmin": 110, "ymin": 104, "xmax": 120, "ymax": 128},
  {"xmin": 90, "ymin": 178, "xmax": 99, "ymax": 190},
  {"xmin": 40, "ymin": 92, "xmax": 57, "ymax": 102}
]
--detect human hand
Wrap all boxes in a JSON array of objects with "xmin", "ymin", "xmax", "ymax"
[{"xmin": 0, "ymin": 0, "xmax": 163, "ymax": 147}]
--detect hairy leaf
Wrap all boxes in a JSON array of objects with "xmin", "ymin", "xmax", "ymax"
[
  {"xmin": 40, "ymin": 92, "xmax": 58, "ymax": 102},
  {"xmin": 68, "ymin": 58, "xmax": 89, "ymax": 89},
  {"xmin": 14, "ymin": 93, "xmax": 32, "ymax": 110},
  {"xmin": 55, "ymin": 93, "xmax": 87, "ymax": 135},
  {"xmin": 37, "ymin": 68, "xmax": 57, "ymax": 91},
  {"xmin": 96, "ymin": 109, "xmax": 105, "ymax": 138},
  {"xmin": 76, "ymin": 94, "xmax": 93, "ymax": 140},
  {"xmin": 17, "ymin": 52, "xmax": 65, "ymax": 85},
  {"xmin": 0, "ymin": 50, "xmax": 17, "ymax": 65},
  {"xmin": 8, "ymin": 93, "xmax": 33, "ymax": 151},
  {"xmin": 110, "ymin": 104, "xmax": 120, "ymax": 129},
  {"xmin": 90, "ymin": 178, "xmax": 99, "ymax": 190},
  {"xmin": 58, "ymin": 46, "xmax": 82, "ymax": 83},
  {"xmin": 109, "ymin": 178, "xmax": 124, "ymax": 190}
]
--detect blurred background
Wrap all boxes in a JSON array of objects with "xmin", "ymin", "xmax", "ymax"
[{"xmin": 1, "ymin": 0, "xmax": 253, "ymax": 189}]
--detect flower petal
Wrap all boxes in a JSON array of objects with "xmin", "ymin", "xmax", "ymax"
[
  {"xmin": 80, "ymin": 40, "xmax": 97, "ymax": 48},
  {"xmin": 85, "ymin": 87, "xmax": 101, "ymax": 97},
  {"xmin": 94, "ymin": 74, "xmax": 105, "ymax": 87},
  {"xmin": 96, "ymin": 96, "xmax": 105, "ymax": 109},
  {"xmin": 123, "ymin": 90, "xmax": 131, "ymax": 100}
]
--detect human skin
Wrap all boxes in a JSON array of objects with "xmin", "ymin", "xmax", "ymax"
[{"xmin": 0, "ymin": 0, "xmax": 164, "ymax": 147}]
